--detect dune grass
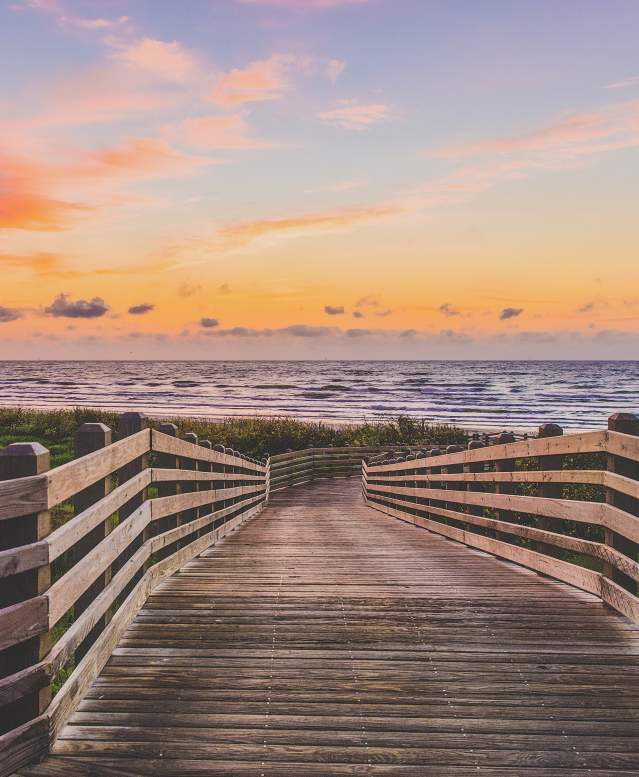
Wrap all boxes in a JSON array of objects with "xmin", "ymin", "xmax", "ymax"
[{"xmin": 0, "ymin": 407, "xmax": 467, "ymax": 466}]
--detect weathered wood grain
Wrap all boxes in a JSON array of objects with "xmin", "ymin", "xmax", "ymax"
[
  {"xmin": 151, "ymin": 432, "xmax": 265, "ymax": 474},
  {"xmin": 368, "ymin": 430, "xmax": 608, "ymax": 473},
  {"xmin": 46, "ymin": 430, "xmax": 151, "ymax": 508},
  {"xmin": 0, "ymin": 596, "xmax": 48, "ymax": 651}
]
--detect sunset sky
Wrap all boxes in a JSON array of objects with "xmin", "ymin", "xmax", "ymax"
[{"xmin": 1, "ymin": 0, "xmax": 638, "ymax": 359}]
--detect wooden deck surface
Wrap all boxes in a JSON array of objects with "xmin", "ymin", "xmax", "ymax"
[{"xmin": 17, "ymin": 479, "xmax": 639, "ymax": 776}]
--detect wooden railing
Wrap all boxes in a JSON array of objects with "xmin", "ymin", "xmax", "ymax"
[
  {"xmin": 269, "ymin": 446, "xmax": 415, "ymax": 491},
  {"xmin": 0, "ymin": 413, "xmax": 269, "ymax": 777},
  {"xmin": 363, "ymin": 413, "xmax": 639, "ymax": 622}
]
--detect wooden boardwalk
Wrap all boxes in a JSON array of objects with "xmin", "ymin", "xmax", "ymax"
[{"xmin": 17, "ymin": 479, "xmax": 639, "ymax": 776}]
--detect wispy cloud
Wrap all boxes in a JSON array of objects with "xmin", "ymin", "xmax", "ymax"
[
  {"xmin": 237, "ymin": 0, "xmax": 370, "ymax": 8},
  {"xmin": 307, "ymin": 179, "xmax": 365, "ymax": 194},
  {"xmin": 200, "ymin": 317, "xmax": 219, "ymax": 328},
  {"xmin": 324, "ymin": 305, "xmax": 344, "ymax": 315},
  {"xmin": 210, "ymin": 55, "xmax": 298, "ymax": 106},
  {"xmin": 326, "ymin": 59, "xmax": 346, "ymax": 83},
  {"xmin": 605, "ymin": 75, "xmax": 639, "ymax": 90},
  {"xmin": 217, "ymin": 203, "xmax": 399, "ymax": 248},
  {"xmin": 175, "ymin": 114, "xmax": 276, "ymax": 150},
  {"xmin": 110, "ymin": 38, "xmax": 202, "ymax": 83},
  {"xmin": 0, "ymin": 139, "xmax": 209, "ymax": 231},
  {"xmin": 319, "ymin": 100, "xmax": 396, "ymax": 130},
  {"xmin": 69, "ymin": 138, "xmax": 211, "ymax": 179},
  {"xmin": 10, "ymin": 0, "xmax": 132, "ymax": 33},
  {"xmin": 433, "ymin": 101, "xmax": 639, "ymax": 161}
]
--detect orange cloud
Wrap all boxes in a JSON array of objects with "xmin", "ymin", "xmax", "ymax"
[
  {"xmin": 67, "ymin": 138, "xmax": 210, "ymax": 178},
  {"xmin": 0, "ymin": 252, "xmax": 63, "ymax": 273},
  {"xmin": 0, "ymin": 192, "xmax": 88, "ymax": 231},
  {"xmin": 177, "ymin": 114, "xmax": 275, "ymax": 150},
  {"xmin": 210, "ymin": 55, "xmax": 294, "ymax": 106},
  {"xmin": 0, "ymin": 154, "xmax": 90, "ymax": 231},
  {"xmin": 319, "ymin": 100, "xmax": 396, "ymax": 130},
  {"xmin": 0, "ymin": 138, "xmax": 208, "ymax": 231},
  {"xmin": 219, "ymin": 203, "xmax": 399, "ymax": 247},
  {"xmin": 0, "ymin": 251, "xmax": 176, "ymax": 278}
]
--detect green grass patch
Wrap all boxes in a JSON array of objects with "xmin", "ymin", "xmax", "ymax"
[{"xmin": 0, "ymin": 407, "xmax": 467, "ymax": 464}]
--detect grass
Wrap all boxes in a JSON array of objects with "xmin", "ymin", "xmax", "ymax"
[{"xmin": 0, "ymin": 407, "xmax": 467, "ymax": 466}]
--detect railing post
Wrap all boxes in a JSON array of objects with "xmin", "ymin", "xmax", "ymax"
[
  {"xmin": 213, "ymin": 444, "xmax": 226, "ymax": 510},
  {"xmin": 226, "ymin": 448, "xmax": 237, "ymax": 507},
  {"xmin": 117, "ymin": 412, "xmax": 149, "ymax": 520},
  {"xmin": 199, "ymin": 440, "xmax": 213, "ymax": 538},
  {"xmin": 445, "ymin": 445, "xmax": 464, "ymax": 522},
  {"xmin": 466, "ymin": 440, "xmax": 486, "ymax": 524},
  {"xmin": 73, "ymin": 423, "xmax": 113, "ymax": 662},
  {"xmin": 181, "ymin": 433, "xmax": 198, "ymax": 543},
  {"xmin": 537, "ymin": 424, "xmax": 564, "ymax": 556},
  {"xmin": 494, "ymin": 432, "xmax": 516, "ymax": 542},
  {"xmin": 116, "ymin": 412, "xmax": 149, "ymax": 586},
  {"xmin": 606, "ymin": 413, "xmax": 639, "ymax": 593},
  {"xmin": 265, "ymin": 457, "xmax": 271, "ymax": 503},
  {"xmin": 0, "ymin": 443, "xmax": 52, "ymax": 731},
  {"xmin": 157, "ymin": 423, "xmax": 179, "ymax": 558},
  {"xmin": 426, "ymin": 448, "xmax": 441, "ymax": 522}
]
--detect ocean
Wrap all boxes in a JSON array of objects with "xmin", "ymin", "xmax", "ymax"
[{"xmin": 0, "ymin": 360, "xmax": 637, "ymax": 431}]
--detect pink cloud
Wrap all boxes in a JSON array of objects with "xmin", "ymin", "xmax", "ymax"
[
  {"xmin": 319, "ymin": 100, "xmax": 396, "ymax": 130},
  {"xmin": 210, "ymin": 55, "xmax": 292, "ymax": 106},
  {"xmin": 326, "ymin": 59, "xmax": 346, "ymax": 83},
  {"xmin": 111, "ymin": 38, "xmax": 201, "ymax": 83},
  {"xmin": 605, "ymin": 75, "xmax": 639, "ymax": 90},
  {"xmin": 177, "ymin": 115, "xmax": 276, "ymax": 150},
  {"xmin": 6, "ymin": 65, "xmax": 176, "ymax": 130},
  {"xmin": 434, "ymin": 101, "xmax": 639, "ymax": 160},
  {"xmin": 67, "ymin": 138, "xmax": 210, "ymax": 178},
  {"xmin": 11, "ymin": 0, "xmax": 131, "ymax": 32},
  {"xmin": 72, "ymin": 17, "xmax": 126, "ymax": 30},
  {"xmin": 237, "ymin": 0, "xmax": 370, "ymax": 8}
]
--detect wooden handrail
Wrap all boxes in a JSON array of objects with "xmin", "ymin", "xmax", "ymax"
[
  {"xmin": 363, "ymin": 413, "xmax": 639, "ymax": 623},
  {"xmin": 0, "ymin": 413, "xmax": 270, "ymax": 776},
  {"xmin": 268, "ymin": 446, "xmax": 425, "ymax": 491}
]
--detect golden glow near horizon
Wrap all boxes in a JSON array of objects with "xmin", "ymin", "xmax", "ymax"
[{"xmin": 1, "ymin": 0, "xmax": 638, "ymax": 358}]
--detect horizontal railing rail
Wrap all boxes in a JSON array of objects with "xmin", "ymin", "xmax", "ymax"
[
  {"xmin": 269, "ymin": 446, "xmax": 421, "ymax": 491},
  {"xmin": 363, "ymin": 413, "xmax": 639, "ymax": 623},
  {"xmin": 0, "ymin": 413, "xmax": 269, "ymax": 777}
]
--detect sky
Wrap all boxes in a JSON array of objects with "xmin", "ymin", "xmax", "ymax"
[{"xmin": 1, "ymin": 0, "xmax": 638, "ymax": 359}]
